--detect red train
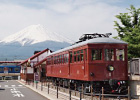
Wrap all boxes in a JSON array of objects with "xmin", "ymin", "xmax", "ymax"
[{"xmin": 46, "ymin": 33, "xmax": 128, "ymax": 94}]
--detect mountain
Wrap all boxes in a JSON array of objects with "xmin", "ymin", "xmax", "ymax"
[
  {"xmin": 0, "ymin": 24, "xmax": 73, "ymax": 61},
  {"xmin": 0, "ymin": 24, "xmax": 72, "ymax": 45}
]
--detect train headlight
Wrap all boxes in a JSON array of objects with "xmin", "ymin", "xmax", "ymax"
[{"xmin": 108, "ymin": 65, "xmax": 114, "ymax": 72}]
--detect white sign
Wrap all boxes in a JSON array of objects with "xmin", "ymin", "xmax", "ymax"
[
  {"xmin": 137, "ymin": 85, "xmax": 140, "ymax": 95},
  {"xmin": 27, "ymin": 67, "xmax": 33, "ymax": 73}
]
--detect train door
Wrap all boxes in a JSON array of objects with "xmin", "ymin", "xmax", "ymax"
[
  {"xmin": 69, "ymin": 49, "xmax": 86, "ymax": 79},
  {"xmin": 83, "ymin": 49, "xmax": 87, "ymax": 76},
  {"xmin": 76, "ymin": 49, "xmax": 86, "ymax": 77},
  {"xmin": 79, "ymin": 49, "xmax": 86, "ymax": 76}
]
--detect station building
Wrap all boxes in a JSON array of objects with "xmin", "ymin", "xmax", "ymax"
[{"xmin": 20, "ymin": 48, "xmax": 52, "ymax": 81}]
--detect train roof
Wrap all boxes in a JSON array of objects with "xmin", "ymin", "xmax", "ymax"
[{"xmin": 48, "ymin": 37, "xmax": 127, "ymax": 56}]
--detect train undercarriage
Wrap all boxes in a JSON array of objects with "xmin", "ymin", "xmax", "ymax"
[{"xmin": 46, "ymin": 77, "xmax": 128, "ymax": 95}]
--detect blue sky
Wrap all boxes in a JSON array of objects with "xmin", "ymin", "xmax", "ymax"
[{"xmin": 0, "ymin": 0, "xmax": 139, "ymax": 41}]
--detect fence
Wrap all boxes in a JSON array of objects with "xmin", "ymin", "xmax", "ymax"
[{"xmin": 25, "ymin": 80, "xmax": 130, "ymax": 100}]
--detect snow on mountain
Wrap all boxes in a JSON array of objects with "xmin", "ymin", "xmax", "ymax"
[{"xmin": 0, "ymin": 24, "xmax": 73, "ymax": 46}]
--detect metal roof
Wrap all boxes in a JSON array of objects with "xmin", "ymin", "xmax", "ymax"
[{"xmin": 48, "ymin": 37, "xmax": 127, "ymax": 56}]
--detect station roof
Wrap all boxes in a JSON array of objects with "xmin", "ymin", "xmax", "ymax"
[
  {"xmin": 0, "ymin": 61, "xmax": 21, "ymax": 64},
  {"xmin": 33, "ymin": 58, "xmax": 47, "ymax": 67},
  {"xmin": 19, "ymin": 48, "xmax": 50, "ymax": 65}
]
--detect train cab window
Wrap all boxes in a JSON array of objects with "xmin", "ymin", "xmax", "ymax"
[
  {"xmin": 15, "ymin": 68, "xmax": 20, "ymax": 72},
  {"xmin": 91, "ymin": 49, "xmax": 102, "ymax": 60},
  {"xmin": 105, "ymin": 49, "xmax": 114, "ymax": 61},
  {"xmin": 116, "ymin": 49, "xmax": 125, "ymax": 61},
  {"xmin": 0, "ymin": 68, "xmax": 3, "ymax": 72}
]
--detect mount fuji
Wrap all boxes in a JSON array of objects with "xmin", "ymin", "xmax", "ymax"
[
  {"xmin": 0, "ymin": 24, "xmax": 72, "ymax": 45},
  {"xmin": 0, "ymin": 24, "xmax": 73, "ymax": 60}
]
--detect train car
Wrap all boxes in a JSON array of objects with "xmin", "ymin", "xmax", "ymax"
[
  {"xmin": 46, "ymin": 33, "xmax": 128, "ymax": 94},
  {"xmin": 0, "ymin": 65, "xmax": 20, "ymax": 80}
]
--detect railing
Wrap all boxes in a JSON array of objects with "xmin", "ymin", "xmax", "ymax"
[{"xmin": 25, "ymin": 80, "xmax": 131, "ymax": 100}]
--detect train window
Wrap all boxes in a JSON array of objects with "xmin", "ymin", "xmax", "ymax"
[
  {"xmin": 66, "ymin": 54, "xmax": 69, "ymax": 63},
  {"xmin": 105, "ymin": 49, "xmax": 114, "ymax": 61},
  {"xmin": 77, "ymin": 51, "xmax": 80, "ymax": 61},
  {"xmin": 57, "ymin": 56, "xmax": 59, "ymax": 64},
  {"xmin": 74, "ymin": 55, "xmax": 77, "ymax": 62},
  {"xmin": 15, "ymin": 68, "xmax": 20, "ymax": 72},
  {"xmin": 58, "ymin": 56, "xmax": 60, "ymax": 64},
  {"xmin": 51, "ymin": 56, "xmax": 53, "ymax": 64},
  {"xmin": 77, "ymin": 51, "xmax": 80, "ymax": 54},
  {"xmin": 9, "ymin": 68, "xmax": 12, "ymax": 72},
  {"xmin": 0, "ymin": 68, "xmax": 3, "ymax": 72},
  {"xmin": 62, "ymin": 55, "xmax": 64, "ymax": 63},
  {"xmin": 56, "ymin": 56, "xmax": 58, "ymax": 64},
  {"xmin": 59, "ymin": 55, "xmax": 61, "ymax": 64},
  {"xmin": 63, "ymin": 54, "xmax": 66, "ymax": 63},
  {"xmin": 74, "ymin": 51, "xmax": 77, "ymax": 62},
  {"xmin": 64, "ymin": 54, "xmax": 68, "ymax": 63},
  {"xmin": 54, "ymin": 56, "xmax": 56, "ymax": 64},
  {"xmin": 77, "ymin": 55, "xmax": 80, "ymax": 61},
  {"xmin": 81, "ymin": 50, "xmax": 83, "ymax": 53},
  {"xmin": 47, "ymin": 57, "xmax": 51, "ymax": 65},
  {"xmin": 80, "ymin": 50, "xmax": 84, "ymax": 61},
  {"xmin": 116, "ymin": 49, "xmax": 124, "ymax": 61},
  {"xmin": 81, "ymin": 54, "xmax": 84, "ymax": 61},
  {"xmin": 91, "ymin": 49, "xmax": 102, "ymax": 60},
  {"xmin": 85, "ymin": 49, "xmax": 87, "ymax": 60},
  {"xmin": 70, "ymin": 52, "xmax": 72, "ymax": 63}
]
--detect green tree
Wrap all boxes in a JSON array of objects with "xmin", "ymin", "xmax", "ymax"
[{"xmin": 114, "ymin": 5, "xmax": 140, "ymax": 59}]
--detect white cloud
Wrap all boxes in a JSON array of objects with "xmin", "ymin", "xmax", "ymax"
[{"xmin": 0, "ymin": 0, "xmax": 125, "ymax": 41}]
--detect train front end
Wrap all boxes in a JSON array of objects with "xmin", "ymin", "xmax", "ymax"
[{"xmin": 88, "ymin": 38, "xmax": 128, "ymax": 94}]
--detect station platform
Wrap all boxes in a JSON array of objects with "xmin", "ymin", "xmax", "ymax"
[
  {"xmin": 17, "ymin": 80, "xmax": 85, "ymax": 100},
  {"xmin": 18, "ymin": 80, "xmax": 134, "ymax": 100}
]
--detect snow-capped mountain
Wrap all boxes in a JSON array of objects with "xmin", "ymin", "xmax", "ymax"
[
  {"xmin": 0, "ymin": 24, "xmax": 73, "ymax": 61},
  {"xmin": 0, "ymin": 24, "xmax": 73, "ymax": 46}
]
